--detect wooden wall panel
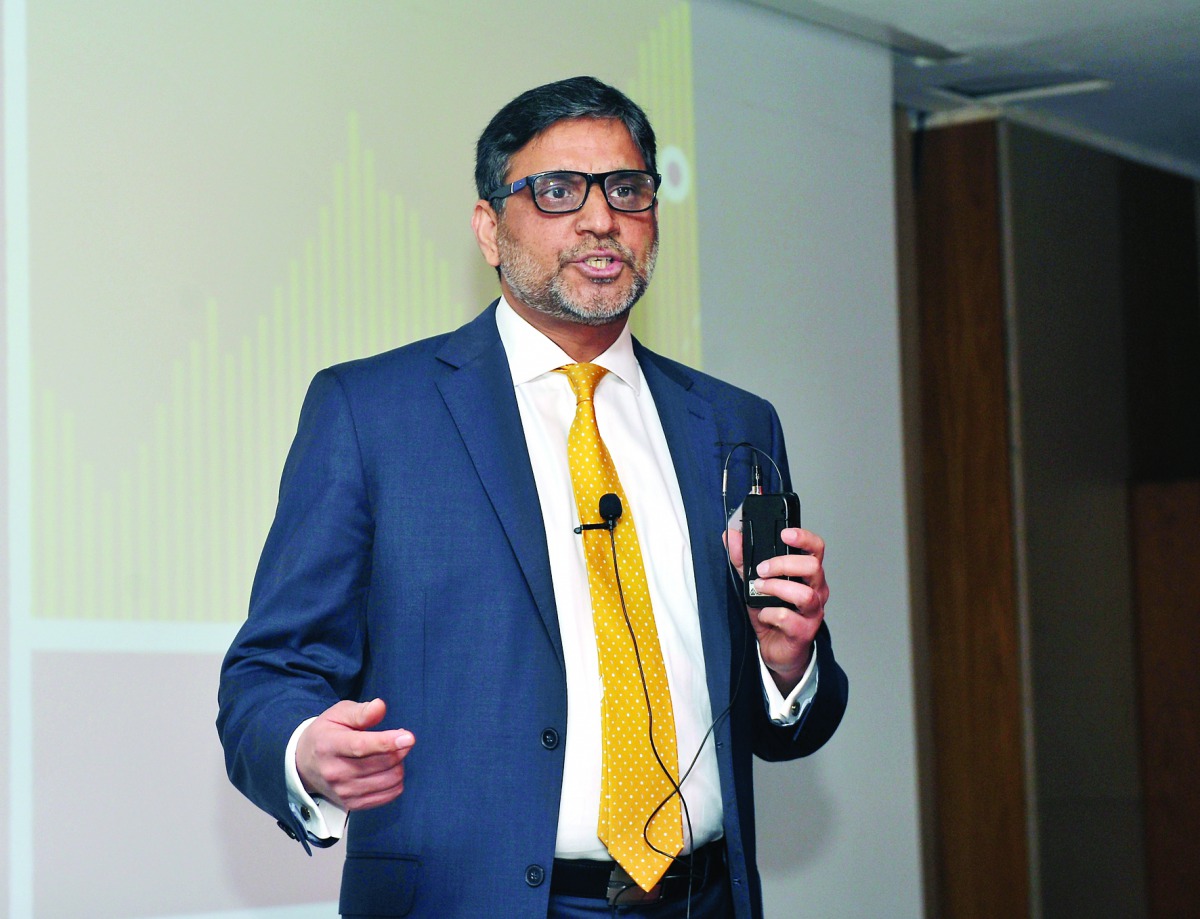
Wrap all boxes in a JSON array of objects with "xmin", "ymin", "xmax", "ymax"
[
  {"xmin": 1131, "ymin": 482, "xmax": 1200, "ymax": 917},
  {"xmin": 913, "ymin": 120, "xmax": 1030, "ymax": 919}
]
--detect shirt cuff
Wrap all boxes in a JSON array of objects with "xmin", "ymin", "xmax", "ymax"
[
  {"xmin": 759, "ymin": 645, "xmax": 820, "ymax": 725},
  {"xmin": 285, "ymin": 717, "xmax": 348, "ymax": 842}
]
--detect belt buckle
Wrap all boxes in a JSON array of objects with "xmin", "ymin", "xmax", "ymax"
[{"xmin": 606, "ymin": 863, "xmax": 662, "ymax": 906}]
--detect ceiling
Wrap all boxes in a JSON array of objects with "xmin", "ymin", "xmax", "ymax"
[{"xmin": 750, "ymin": 0, "xmax": 1200, "ymax": 182}]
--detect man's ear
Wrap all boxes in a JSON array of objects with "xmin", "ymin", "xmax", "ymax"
[{"xmin": 471, "ymin": 200, "xmax": 501, "ymax": 268}]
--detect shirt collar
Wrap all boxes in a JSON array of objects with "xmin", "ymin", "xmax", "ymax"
[{"xmin": 494, "ymin": 296, "xmax": 642, "ymax": 394}]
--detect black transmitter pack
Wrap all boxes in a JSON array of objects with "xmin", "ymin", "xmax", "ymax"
[{"xmin": 741, "ymin": 491, "xmax": 802, "ymax": 608}]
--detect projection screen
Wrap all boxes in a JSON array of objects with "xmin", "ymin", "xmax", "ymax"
[{"xmin": 5, "ymin": 2, "xmax": 698, "ymax": 915}]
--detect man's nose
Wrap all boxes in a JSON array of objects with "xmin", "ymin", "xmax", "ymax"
[{"xmin": 573, "ymin": 185, "xmax": 619, "ymax": 236}]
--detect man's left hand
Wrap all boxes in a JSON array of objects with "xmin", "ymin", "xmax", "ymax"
[{"xmin": 725, "ymin": 526, "xmax": 829, "ymax": 695}]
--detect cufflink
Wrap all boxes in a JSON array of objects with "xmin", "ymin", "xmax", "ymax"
[{"xmin": 276, "ymin": 819, "xmax": 299, "ymax": 840}]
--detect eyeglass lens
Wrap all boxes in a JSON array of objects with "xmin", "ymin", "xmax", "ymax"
[{"xmin": 531, "ymin": 172, "xmax": 656, "ymax": 213}]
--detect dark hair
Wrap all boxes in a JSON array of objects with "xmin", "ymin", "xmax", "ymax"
[{"xmin": 475, "ymin": 76, "xmax": 657, "ymax": 207}]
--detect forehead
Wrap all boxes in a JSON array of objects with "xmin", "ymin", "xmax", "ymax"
[{"xmin": 507, "ymin": 117, "xmax": 645, "ymax": 179}]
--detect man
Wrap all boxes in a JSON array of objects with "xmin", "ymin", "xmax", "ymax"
[{"xmin": 218, "ymin": 76, "xmax": 847, "ymax": 918}]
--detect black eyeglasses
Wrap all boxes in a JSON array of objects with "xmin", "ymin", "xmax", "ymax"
[{"xmin": 487, "ymin": 170, "xmax": 661, "ymax": 214}]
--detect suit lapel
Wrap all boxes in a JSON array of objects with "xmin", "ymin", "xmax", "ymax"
[
  {"xmin": 430, "ymin": 313, "xmax": 736, "ymax": 686},
  {"xmin": 636, "ymin": 345, "xmax": 734, "ymax": 717},
  {"xmin": 434, "ymin": 305, "xmax": 563, "ymax": 667}
]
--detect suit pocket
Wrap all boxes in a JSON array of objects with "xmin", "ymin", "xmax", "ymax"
[{"xmin": 339, "ymin": 852, "xmax": 419, "ymax": 917}]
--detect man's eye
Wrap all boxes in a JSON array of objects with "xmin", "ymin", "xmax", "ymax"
[{"xmin": 533, "ymin": 175, "xmax": 582, "ymax": 204}]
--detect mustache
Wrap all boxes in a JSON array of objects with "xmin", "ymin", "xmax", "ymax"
[{"xmin": 558, "ymin": 237, "xmax": 638, "ymax": 266}]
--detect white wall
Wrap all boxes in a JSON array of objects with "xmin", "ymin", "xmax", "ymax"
[{"xmin": 694, "ymin": 2, "xmax": 925, "ymax": 916}]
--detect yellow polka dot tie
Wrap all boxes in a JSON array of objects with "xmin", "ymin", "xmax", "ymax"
[{"xmin": 557, "ymin": 362, "xmax": 683, "ymax": 892}]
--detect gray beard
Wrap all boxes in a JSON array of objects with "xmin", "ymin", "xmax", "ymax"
[{"xmin": 497, "ymin": 231, "xmax": 658, "ymax": 327}]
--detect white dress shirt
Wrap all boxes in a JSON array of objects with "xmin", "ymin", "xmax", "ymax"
[{"xmin": 285, "ymin": 300, "xmax": 818, "ymax": 849}]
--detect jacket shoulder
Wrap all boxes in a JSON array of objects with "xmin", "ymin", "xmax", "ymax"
[
  {"xmin": 312, "ymin": 302, "xmax": 500, "ymax": 393},
  {"xmin": 634, "ymin": 341, "xmax": 778, "ymax": 417}
]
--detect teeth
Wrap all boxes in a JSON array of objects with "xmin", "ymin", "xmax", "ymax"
[{"xmin": 585, "ymin": 257, "xmax": 613, "ymax": 268}]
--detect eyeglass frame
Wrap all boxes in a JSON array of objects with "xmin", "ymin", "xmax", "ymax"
[{"xmin": 486, "ymin": 169, "xmax": 662, "ymax": 214}]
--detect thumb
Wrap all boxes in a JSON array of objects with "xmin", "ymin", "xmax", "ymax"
[
  {"xmin": 330, "ymin": 697, "xmax": 387, "ymax": 730},
  {"xmin": 725, "ymin": 526, "xmax": 745, "ymax": 569}
]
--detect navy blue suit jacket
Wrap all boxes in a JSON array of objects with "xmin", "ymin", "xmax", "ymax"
[{"xmin": 218, "ymin": 304, "xmax": 848, "ymax": 918}]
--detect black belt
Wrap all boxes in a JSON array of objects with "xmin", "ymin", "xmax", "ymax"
[{"xmin": 550, "ymin": 839, "xmax": 726, "ymax": 906}]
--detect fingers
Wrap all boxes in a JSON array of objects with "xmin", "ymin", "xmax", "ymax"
[
  {"xmin": 751, "ymin": 529, "xmax": 825, "ymax": 599},
  {"xmin": 761, "ymin": 527, "xmax": 824, "ymax": 568},
  {"xmin": 724, "ymin": 527, "xmax": 745, "ymax": 571},
  {"xmin": 322, "ymin": 698, "xmax": 415, "ymax": 755},
  {"xmin": 749, "ymin": 575, "xmax": 828, "ymax": 619},
  {"xmin": 349, "ymin": 781, "xmax": 408, "ymax": 811},
  {"xmin": 298, "ymin": 698, "xmax": 417, "ymax": 812},
  {"xmin": 336, "ymin": 726, "xmax": 416, "ymax": 759},
  {"xmin": 749, "ymin": 597, "xmax": 820, "ymax": 691},
  {"xmin": 727, "ymin": 527, "xmax": 824, "ymax": 581},
  {"xmin": 743, "ymin": 528, "xmax": 830, "ymax": 653},
  {"xmin": 317, "ymin": 744, "xmax": 412, "ymax": 811},
  {"xmin": 751, "ymin": 602, "xmax": 811, "ymax": 633}
]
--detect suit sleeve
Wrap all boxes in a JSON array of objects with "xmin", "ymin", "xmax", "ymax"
[
  {"xmin": 216, "ymin": 369, "xmax": 374, "ymax": 845},
  {"xmin": 752, "ymin": 621, "xmax": 848, "ymax": 761}
]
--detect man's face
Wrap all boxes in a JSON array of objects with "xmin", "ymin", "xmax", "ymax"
[{"xmin": 485, "ymin": 117, "xmax": 658, "ymax": 328}]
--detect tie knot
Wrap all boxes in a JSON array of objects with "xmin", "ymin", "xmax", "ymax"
[{"xmin": 557, "ymin": 362, "xmax": 608, "ymax": 402}]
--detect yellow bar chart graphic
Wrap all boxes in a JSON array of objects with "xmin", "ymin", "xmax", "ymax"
[{"xmin": 33, "ymin": 116, "xmax": 462, "ymax": 624}]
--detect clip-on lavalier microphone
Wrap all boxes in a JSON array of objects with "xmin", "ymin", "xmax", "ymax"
[{"xmin": 573, "ymin": 492, "xmax": 623, "ymax": 533}]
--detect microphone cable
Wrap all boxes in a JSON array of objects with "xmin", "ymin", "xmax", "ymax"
[
  {"xmin": 580, "ymin": 439, "xmax": 784, "ymax": 915},
  {"xmin": 576, "ymin": 499, "xmax": 700, "ymax": 916}
]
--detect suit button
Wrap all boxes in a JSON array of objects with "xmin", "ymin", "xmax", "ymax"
[
  {"xmin": 541, "ymin": 728, "xmax": 560, "ymax": 750},
  {"xmin": 275, "ymin": 819, "xmax": 298, "ymax": 840},
  {"xmin": 525, "ymin": 864, "xmax": 545, "ymax": 887}
]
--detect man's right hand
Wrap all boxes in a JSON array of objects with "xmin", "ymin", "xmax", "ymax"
[{"xmin": 296, "ymin": 698, "xmax": 416, "ymax": 812}]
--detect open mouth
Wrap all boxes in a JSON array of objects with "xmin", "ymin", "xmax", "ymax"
[{"xmin": 572, "ymin": 252, "xmax": 624, "ymax": 279}]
